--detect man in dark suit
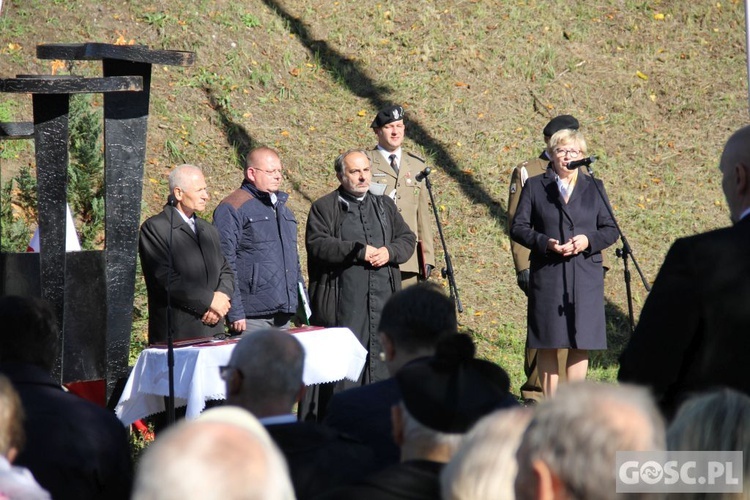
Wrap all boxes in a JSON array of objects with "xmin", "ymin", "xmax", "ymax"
[
  {"xmin": 139, "ymin": 164, "xmax": 234, "ymax": 344},
  {"xmin": 618, "ymin": 124, "xmax": 750, "ymax": 418},
  {"xmin": 222, "ymin": 328, "xmax": 377, "ymax": 499},
  {"xmin": 0, "ymin": 296, "xmax": 133, "ymax": 500},
  {"xmin": 323, "ymin": 282, "xmax": 457, "ymax": 470}
]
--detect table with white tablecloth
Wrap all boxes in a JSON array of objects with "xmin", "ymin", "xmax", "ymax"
[{"xmin": 115, "ymin": 327, "xmax": 366, "ymax": 425}]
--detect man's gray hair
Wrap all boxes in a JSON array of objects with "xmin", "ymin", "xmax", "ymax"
[
  {"xmin": 334, "ymin": 149, "xmax": 369, "ymax": 175},
  {"xmin": 229, "ymin": 329, "xmax": 304, "ymax": 408},
  {"xmin": 168, "ymin": 164, "xmax": 202, "ymax": 191},
  {"xmin": 441, "ymin": 407, "xmax": 533, "ymax": 500},
  {"xmin": 668, "ymin": 388, "xmax": 750, "ymax": 496},
  {"xmin": 516, "ymin": 381, "xmax": 665, "ymax": 500},
  {"xmin": 398, "ymin": 401, "xmax": 463, "ymax": 459}
]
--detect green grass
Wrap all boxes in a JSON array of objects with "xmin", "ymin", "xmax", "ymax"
[{"xmin": 0, "ymin": 0, "xmax": 745, "ymax": 399}]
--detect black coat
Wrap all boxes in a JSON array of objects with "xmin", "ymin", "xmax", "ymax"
[
  {"xmin": 306, "ymin": 188, "xmax": 416, "ymax": 328},
  {"xmin": 510, "ymin": 168, "xmax": 618, "ymax": 349},
  {"xmin": 139, "ymin": 205, "xmax": 234, "ymax": 343},
  {"xmin": 306, "ymin": 188, "xmax": 416, "ymax": 384},
  {"xmin": 1, "ymin": 362, "xmax": 132, "ymax": 500},
  {"xmin": 618, "ymin": 216, "xmax": 750, "ymax": 417},
  {"xmin": 323, "ymin": 377, "xmax": 402, "ymax": 470},
  {"xmin": 317, "ymin": 460, "xmax": 444, "ymax": 500},
  {"xmin": 265, "ymin": 421, "xmax": 377, "ymax": 500}
]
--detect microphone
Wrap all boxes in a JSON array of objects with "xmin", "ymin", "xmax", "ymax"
[
  {"xmin": 415, "ymin": 167, "xmax": 431, "ymax": 182},
  {"xmin": 566, "ymin": 156, "xmax": 597, "ymax": 170}
]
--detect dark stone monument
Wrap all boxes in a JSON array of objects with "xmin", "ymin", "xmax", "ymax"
[{"xmin": 0, "ymin": 43, "xmax": 194, "ymax": 403}]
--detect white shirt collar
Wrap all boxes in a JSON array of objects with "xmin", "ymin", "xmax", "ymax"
[
  {"xmin": 259, "ymin": 414, "xmax": 298, "ymax": 426},
  {"xmin": 175, "ymin": 207, "xmax": 196, "ymax": 232},
  {"xmin": 376, "ymin": 145, "xmax": 401, "ymax": 163}
]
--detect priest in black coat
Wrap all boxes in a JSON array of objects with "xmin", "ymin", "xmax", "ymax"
[{"xmin": 306, "ymin": 150, "xmax": 416, "ymax": 386}]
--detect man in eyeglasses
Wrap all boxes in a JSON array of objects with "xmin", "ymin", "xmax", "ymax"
[{"xmin": 213, "ymin": 146, "xmax": 306, "ymax": 335}]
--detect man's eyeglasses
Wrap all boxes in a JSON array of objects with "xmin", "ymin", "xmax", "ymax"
[
  {"xmin": 554, "ymin": 148, "xmax": 582, "ymax": 158},
  {"xmin": 253, "ymin": 168, "xmax": 282, "ymax": 176},
  {"xmin": 219, "ymin": 365, "xmax": 243, "ymax": 382}
]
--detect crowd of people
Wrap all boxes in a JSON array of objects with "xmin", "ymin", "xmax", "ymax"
[{"xmin": 1, "ymin": 111, "xmax": 749, "ymax": 499}]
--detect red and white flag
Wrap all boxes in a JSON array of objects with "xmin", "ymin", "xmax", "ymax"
[{"xmin": 27, "ymin": 203, "xmax": 82, "ymax": 253}]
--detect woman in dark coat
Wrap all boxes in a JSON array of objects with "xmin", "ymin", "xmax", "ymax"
[{"xmin": 510, "ymin": 129, "xmax": 618, "ymax": 396}]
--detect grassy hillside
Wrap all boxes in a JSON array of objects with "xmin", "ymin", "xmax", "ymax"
[{"xmin": 1, "ymin": 0, "xmax": 747, "ymax": 392}]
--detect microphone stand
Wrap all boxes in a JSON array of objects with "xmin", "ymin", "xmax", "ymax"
[
  {"xmin": 583, "ymin": 163, "xmax": 650, "ymax": 334},
  {"xmin": 165, "ymin": 198, "xmax": 177, "ymax": 425},
  {"xmin": 418, "ymin": 168, "xmax": 463, "ymax": 313}
]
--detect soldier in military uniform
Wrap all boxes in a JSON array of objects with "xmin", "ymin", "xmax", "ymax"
[
  {"xmin": 507, "ymin": 115, "xmax": 579, "ymax": 404},
  {"xmin": 365, "ymin": 105, "xmax": 435, "ymax": 286}
]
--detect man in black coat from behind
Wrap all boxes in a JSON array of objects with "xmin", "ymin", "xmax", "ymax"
[
  {"xmin": 0, "ymin": 296, "xmax": 133, "ymax": 500},
  {"xmin": 222, "ymin": 328, "xmax": 377, "ymax": 499},
  {"xmin": 323, "ymin": 282, "xmax": 457, "ymax": 470},
  {"xmin": 618, "ymin": 124, "xmax": 750, "ymax": 418}
]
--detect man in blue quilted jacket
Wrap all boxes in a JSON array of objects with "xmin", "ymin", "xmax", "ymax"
[{"xmin": 213, "ymin": 147, "xmax": 305, "ymax": 334}]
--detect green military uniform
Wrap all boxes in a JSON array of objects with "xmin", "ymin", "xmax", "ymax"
[{"xmin": 366, "ymin": 148, "xmax": 435, "ymax": 285}]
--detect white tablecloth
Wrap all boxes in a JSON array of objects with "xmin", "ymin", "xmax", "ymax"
[{"xmin": 115, "ymin": 327, "xmax": 366, "ymax": 425}]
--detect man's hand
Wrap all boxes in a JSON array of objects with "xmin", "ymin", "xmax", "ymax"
[
  {"xmin": 202, "ymin": 310, "xmax": 221, "ymax": 326},
  {"xmin": 364, "ymin": 245, "xmax": 377, "ymax": 262},
  {"xmin": 230, "ymin": 319, "xmax": 247, "ymax": 333},
  {"xmin": 516, "ymin": 269, "xmax": 530, "ymax": 296},
  {"xmin": 367, "ymin": 247, "xmax": 390, "ymax": 268},
  {"xmin": 203, "ymin": 291, "xmax": 231, "ymax": 325},
  {"xmin": 210, "ymin": 291, "xmax": 231, "ymax": 317}
]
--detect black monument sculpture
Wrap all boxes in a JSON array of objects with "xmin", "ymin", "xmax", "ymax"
[{"xmin": 0, "ymin": 43, "xmax": 194, "ymax": 404}]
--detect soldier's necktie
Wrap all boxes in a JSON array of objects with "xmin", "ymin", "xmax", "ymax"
[{"xmin": 389, "ymin": 154, "xmax": 398, "ymax": 174}]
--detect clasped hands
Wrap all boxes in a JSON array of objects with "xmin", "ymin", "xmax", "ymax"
[
  {"xmin": 202, "ymin": 291, "xmax": 231, "ymax": 326},
  {"xmin": 547, "ymin": 235, "xmax": 589, "ymax": 257},
  {"xmin": 365, "ymin": 245, "xmax": 390, "ymax": 268}
]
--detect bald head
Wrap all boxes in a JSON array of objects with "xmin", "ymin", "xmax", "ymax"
[
  {"xmin": 133, "ymin": 420, "xmax": 292, "ymax": 500},
  {"xmin": 245, "ymin": 147, "xmax": 283, "ymax": 193},
  {"xmin": 719, "ymin": 125, "xmax": 750, "ymax": 223}
]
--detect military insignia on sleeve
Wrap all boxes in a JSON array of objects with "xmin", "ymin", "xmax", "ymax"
[{"xmin": 510, "ymin": 184, "xmax": 517, "ymax": 194}]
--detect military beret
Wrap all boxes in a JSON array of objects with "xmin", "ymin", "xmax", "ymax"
[
  {"xmin": 543, "ymin": 114, "xmax": 580, "ymax": 137},
  {"xmin": 371, "ymin": 105, "xmax": 405, "ymax": 128},
  {"xmin": 395, "ymin": 334, "xmax": 517, "ymax": 434}
]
